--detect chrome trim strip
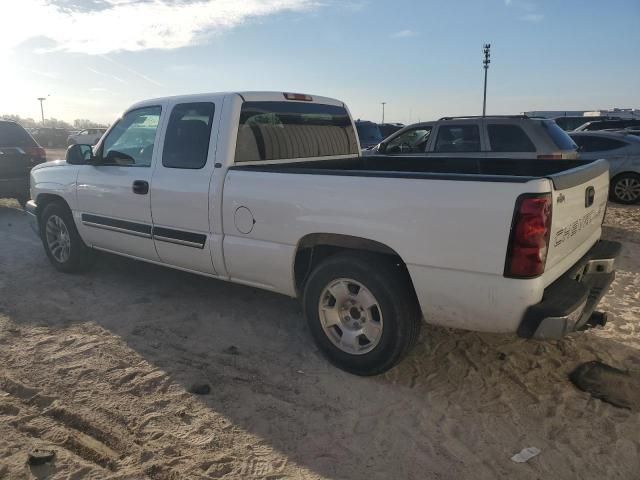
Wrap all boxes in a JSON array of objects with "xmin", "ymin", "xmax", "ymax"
[
  {"xmin": 82, "ymin": 221, "xmax": 152, "ymax": 239},
  {"xmin": 153, "ymin": 234, "xmax": 204, "ymax": 249}
]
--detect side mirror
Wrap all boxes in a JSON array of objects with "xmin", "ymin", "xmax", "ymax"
[
  {"xmin": 66, "ymin": 144, "xmax": 95, "ymax": 165},
  {"xmin": 377, "ymin": 142, "xmax": 386, "ymax": 153}
]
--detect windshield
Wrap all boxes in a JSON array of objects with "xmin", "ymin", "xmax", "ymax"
[{"xmin": 543, "ymin": 120, "xmax": 578, "ymax": 150}]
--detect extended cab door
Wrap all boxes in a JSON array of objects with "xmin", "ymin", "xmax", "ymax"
[
  {"xmin": 149, "ymin": 99, "xmax": 220, "ymax": 275},
  {"xmin": 76, "ymin": 105, "xmax": 163, "ymax": 260}
]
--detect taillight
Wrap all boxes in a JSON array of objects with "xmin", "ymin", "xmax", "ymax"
[
  {"xmin": 283, "ymin": 92, "xmax": 313, "ymax": 101},
  {"xmin": 25, "ymin": 146, "xmax": 46, "ymax": 161},
  {"xmin": 505, "ymin": 193, "xmax": 552, "ymax": 278}
]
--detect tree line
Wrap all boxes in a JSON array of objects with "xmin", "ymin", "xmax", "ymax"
[{"xmin": 0, "ymin": 114, "xmax": 107, "ymax": 130}]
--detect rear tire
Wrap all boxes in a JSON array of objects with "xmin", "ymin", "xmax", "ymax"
[
  {"xmin": 39, "ymin": 202, "xmax": 94, "ymax": 273},
  {"xmin": 610, "ymin": 173, "xmax": 640, "ymax": 204},
  {"xmin": 303, "ymin": 252, "xmax": 422, "ymax": 376}
]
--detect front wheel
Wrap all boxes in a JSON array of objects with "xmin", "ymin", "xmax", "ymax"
[
  {"xmin": 303, "ymin": 252, "xmax": 422, "ymax": 376},
  {"xmin": 610, "ymin": 173, "xmax": 640, "ymax": 204},
  {"xmin": 39, "ymin": 202, "xmax": 94, "ymax": 273}
]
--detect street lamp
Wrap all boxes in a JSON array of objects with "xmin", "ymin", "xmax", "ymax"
[
  {"xmin": 482, "ymin": 44, "xmax": 491, "ymax": 117},
  {"xmin": 381, "ymin": 102, "xmax": 386, "ymax": 123},
  {"xmin": 37, "ymin": 96, "xmax": 48, "ymax": 125}
]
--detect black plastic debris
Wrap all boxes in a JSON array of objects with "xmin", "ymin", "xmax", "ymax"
[
  {"xmin": 27, "ymin": 449, "xmax": 55, "ymax": 466},
  {"xmin": 570, "ymin": 361, "xmax": 640, "ymax": 410}
]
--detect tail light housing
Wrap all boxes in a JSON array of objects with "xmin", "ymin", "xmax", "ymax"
[
  {"xmin": 25, "ymin": 146, "xmax": 46, "ymax": 161},
  {"xmin": 505, "ymin": 193, "xmax": 552, "ymax": 278}
]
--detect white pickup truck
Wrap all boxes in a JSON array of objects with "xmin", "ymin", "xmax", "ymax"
[{"xmin": 26, "ymin": 91, "xmax": 621, "ymax": 375}]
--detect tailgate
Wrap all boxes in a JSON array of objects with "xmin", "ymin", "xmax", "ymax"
[{"xmin": 545, "ymin": 159, "xmax": 609, "ymax": 283}]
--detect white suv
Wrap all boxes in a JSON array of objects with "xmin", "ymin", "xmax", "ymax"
[
  {"xmin": 67, "ymin": 127, "xmax": 107, "ymax": 146},
  {"xmin": 367, "ymin": 115, "xmax": 578, "ymax": 160}
]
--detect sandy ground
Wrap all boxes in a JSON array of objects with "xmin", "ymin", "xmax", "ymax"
[{"xmin": 0, "ymin": 198, "xmax": 639, "ymax": 480}]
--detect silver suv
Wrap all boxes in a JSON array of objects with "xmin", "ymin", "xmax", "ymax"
[{"xmin": 366, "ymin": 115, "xmax": 578, "ymax": 160}]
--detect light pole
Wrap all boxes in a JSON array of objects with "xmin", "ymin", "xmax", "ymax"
[
  {"xmin": 37, "ymin": 96, "xmax": 47, "ymax": 124},
  {"xmin": 381, "ymin": 102, "xmax": 386, "ymax": 123},
  {"xmin": 482, "ymin": 44, "xmax": 491, "ymax": 117}
]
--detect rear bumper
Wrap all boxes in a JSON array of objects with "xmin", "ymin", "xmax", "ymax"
[
  {"xmin": 25, "ymin": 200, "xmax": 39, "ymax": 235},
  {"xmin": 517, "ymin": 240, "xmax": 621, "ymax": 339}
]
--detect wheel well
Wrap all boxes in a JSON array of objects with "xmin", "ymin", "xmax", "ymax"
[
  {"xmin": 293, "ymin": 233, "xmax": 415, "ymax": 296},
  {"xmin": 611, "ymin": 171, "xmax": 640, "ymax": 182},
  {"xmin": 35, "ymin": 193, "xmax": 69, "ymax": 218}
]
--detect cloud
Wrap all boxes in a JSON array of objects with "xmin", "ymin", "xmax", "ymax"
[
  {"xmin": 520, "ymin": 13, "xmax": 544, "ymax": 22},
  {"xmin": 87, "ymin": 67, "xmax": 126, "ymax": 84},
  {"xmin": 390, "ymin": 29, "xmax": 419, "ymax": 38},
  {"xmin": 0, "ymin": 0, "xmax": 320, "ymax": 55}
]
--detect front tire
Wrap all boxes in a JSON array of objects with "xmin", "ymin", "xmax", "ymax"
[
  {"xmin": 303, "ymin": 252, "xmax": 421, "ymax": 376},
  {"xmin": 39, "ymin": 202, "xmax": 94, "ymax": 273},
  {"xmin": 610, "ymin": 173, "xmax": 640, "ymax": 204}
]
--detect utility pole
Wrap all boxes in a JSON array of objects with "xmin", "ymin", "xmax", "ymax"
[
  {"xmin": 37, "ymin": 96, "xmax": 47, "ymax": 124},
  {"xmin": 381, "ymin": 102, "xmax": 386, "ymax": 123},
  {"xmin": 482, "ymin": 44, "xmax": 491, "ymax": 117}
]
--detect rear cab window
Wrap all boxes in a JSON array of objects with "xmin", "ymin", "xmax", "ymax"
[
  {"xmin": 163, "ymin": 102, "xmax": 215, "ymax": 169},
  {"xmin": 487, "ymin": 124, "xmax": 536, "ymax": 152},
  {"xmin": 542, "ymin": 120, "xmax": 577, "ymax": 150},
  {"xmin": 235, "ymin": 101, "xmax": 358, "ymax": 162}
]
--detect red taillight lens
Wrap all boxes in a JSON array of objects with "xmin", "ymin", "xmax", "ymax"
[
  {"xmin": 505, "ymin": 194, "xmax": 552, "ymax": 278},
  {"xmin": 283, "ymin": 92, "xmax": 313, "ymax": 101},
  {"xmin": 25, "ymin": 146, "xmax": 46, "ymax": 161}
]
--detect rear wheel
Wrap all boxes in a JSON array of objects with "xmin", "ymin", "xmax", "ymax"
[
  {"xmin": 610, "ymin": 173, "xmax": 640, "ymax": 204},
  {"xmin": 303, "ymin": 252, "xmax": 421, "ymax": 376},
  {"xmin": 39, "ymin": 202, "xmax": 94, "ymax": 273}
]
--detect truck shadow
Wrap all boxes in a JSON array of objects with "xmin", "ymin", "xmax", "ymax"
[{"xmin": 2, "ymin": 203, "xmax": 639, "ymax": 480}]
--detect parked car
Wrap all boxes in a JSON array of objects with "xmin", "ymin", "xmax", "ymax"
[
  {"xmin": 0, "ymin": 120, "xmax": 46, "ymax": 206},
  {"xmin": 31, "ymin": 127, "xmax": 70, "ymax": 148},
  {"xmin": 67, "ymin": 127, "xmax": 107, "ymax": 146},
  {"xmin": 571, "ymin": 131, "xmax": 640, "ymax": 204},
  {"xmin": 355, "ymin": 120, "xmax": 383, "ymax": 149},
  {"xmin": 25, "ymin": 91, "xmax": 619, "ymax": 375},
  {"xmin": 366, "ymin": 115, "xmax": 578, "ymax": 159},
  {"xmin": 378, "ymin": 122, "xmax": 405, "ymax": 138},
  {"xmin": 552, "ymin": 115, "xmax": 615, "ymax": 132},
  {"xmin": 574, "ymin": 119, "xmax": 640, "ymax": 132}
]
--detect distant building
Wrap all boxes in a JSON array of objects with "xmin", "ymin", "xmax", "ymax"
[{"xmin": 524, "ymin": 108, "xmax": 640, "ymax": 119}]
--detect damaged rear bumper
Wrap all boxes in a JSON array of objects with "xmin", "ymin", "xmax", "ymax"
[{"xmin": 517, "ymin": 240, "xmax": 621, "ymax": 339}]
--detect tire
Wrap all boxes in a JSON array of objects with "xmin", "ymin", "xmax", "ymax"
[
  {"xmin": 610, "ymin": 173, "xmax": 640, "ymax": 205},
  {"xmin": 39, "ymin": 202, "xmax": 94, "ymax": 273},
  {"xmin": 303, "ymin": 252, "xmax": 422, "ymax": 376}
]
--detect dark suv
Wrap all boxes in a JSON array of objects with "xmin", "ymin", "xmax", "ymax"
[{"xmin": 0, "ymin": 121, "xmax": 46, "ymax": 206}]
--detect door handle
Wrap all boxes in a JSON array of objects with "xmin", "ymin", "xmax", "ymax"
[{"xmin": 132, "ymin": 180, "xmax": 149, "ymax": 195}]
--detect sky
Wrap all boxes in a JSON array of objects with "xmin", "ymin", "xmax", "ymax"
[{"xmin": 1, "ymin": 0, "xmax": 638, "ymax": 125}]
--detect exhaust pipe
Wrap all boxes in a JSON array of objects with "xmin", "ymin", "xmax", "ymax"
[{"xmin": 586, "ymin": 311, "xmax": 608, "ymax": 328}]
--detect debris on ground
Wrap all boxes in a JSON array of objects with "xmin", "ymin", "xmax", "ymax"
[
  {"xmin": 570, "ymin": 360, "xmax": 640, "ymax": 410},
  {"xmin": 27, "ymin": 449, "xmax": 56, "ymax": 466},
  {"xmin": 510, "ymin": 447, "xmax": 540, "ymax": 463}
]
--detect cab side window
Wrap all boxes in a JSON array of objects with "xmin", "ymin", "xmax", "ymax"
[
  {"xmin": 162, "ymin": 102, "xmax": 215, "ymax": 169},
  {"xmin": 101, "ymin": 106, "xmax": 161, "ymax": 167},
  {"xmin": 434, "ymin": 125, "xmax": 480, "ymax": 152},
  {"xmin": 385, "ymin": 127, "xmax": 432, "ymax": 154}
]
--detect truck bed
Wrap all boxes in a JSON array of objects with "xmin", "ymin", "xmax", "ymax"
[{"xmin": 232, "ymin": 156, "xmax": 608, "ymax": 189}]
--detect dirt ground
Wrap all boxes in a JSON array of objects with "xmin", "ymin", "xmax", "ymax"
[{"xmin": 0, "ymin": 197, "xmax": 639, "ymax": 480}]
